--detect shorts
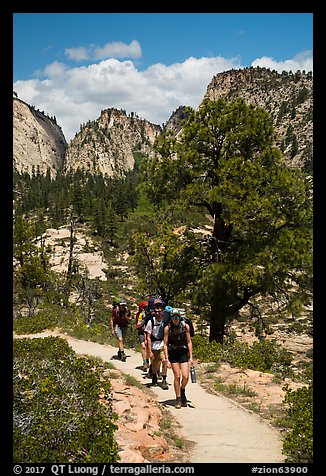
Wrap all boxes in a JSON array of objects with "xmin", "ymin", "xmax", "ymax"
[
  {"xmin": 152, "ymin": 348, "xmax": 164, "ymax": 363},
  {"xmin": 114, "ymin": 324, "xmax": 128, "ymax": 339},
  {"xmin": 138, "ymin": 333, "xmax": 145, "ymax": 344},
  {"xmin": 168, "ymin": 348, "xmax": 189, "ymax": 364}
]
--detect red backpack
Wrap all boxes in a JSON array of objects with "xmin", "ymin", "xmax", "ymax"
[{"xmin": 135, "ymin": 301, "xmax": 148, "ymax": 329}]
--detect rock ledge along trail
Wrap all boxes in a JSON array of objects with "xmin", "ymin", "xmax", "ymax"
[{"xmin": 14, "ymin": 330, "xmax": 285, "ymax": 463}]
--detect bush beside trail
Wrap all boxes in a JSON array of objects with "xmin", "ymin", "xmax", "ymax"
[
  {"xmin": 282, "ymin": 384, "xmax": 313, "ymax": 463},
  {"xmin": 191, "ymin": 335, "xmax": 293, "ymax": 375},
  {"xmin": 13, "ymin": 336, "xmax": 119, "ymax": 463}
]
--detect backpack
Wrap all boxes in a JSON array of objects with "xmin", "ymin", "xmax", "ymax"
[
  {"xmin": 135, "ymin": 301, "xmax": 148, "ymax": 329},
  {"xmin": 164, "ymin": 306, "xmax": 195, "ymax": 337},
  {"xmin": 146, "ymin": 295, "xmax": 165, "ymax": 311},
  {"xmin": 184, "ymin": 316, "xmax": 195, "ymax": 337},
  {"xmin": 112, "ymin": 306, "xmax": 131, "ymax": 327},
  {"xmin": 148, "ymin": 316, "xmax": 165, "ymax": 341}
]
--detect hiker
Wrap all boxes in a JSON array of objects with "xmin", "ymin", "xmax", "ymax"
[
  {"xmin": 142, "ymin": 297, "xmax": 164, "ymax": 378},
  {"xmin": 135, "ymin": 300, "xmax": 150, "ymax": 371},
  {"xmin": 144, "ymin": 299, "xmax": 169, "ymax": 389},
  {"xmin": 163, "ymin": 308, "xmax": 193, "ymax": 408},
  {"xmin": 110, "ymin": 299, "xmax": 132, "ymax": 361}
]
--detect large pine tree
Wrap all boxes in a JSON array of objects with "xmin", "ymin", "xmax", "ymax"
[{"xmin": 140, "ymin": 99, "xmax": 313, "ymax": 342}]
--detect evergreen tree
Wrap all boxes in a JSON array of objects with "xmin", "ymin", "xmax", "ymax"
[
  {"xmin": 13, "ymin": 214, "xmax": 52, "ymax": 315},
  {"xmin": 140, "ymin": 99, "xmax": 313, "ymax": 342},
  {"xmin": 93, "ymin": 197, "xmax": 107, "ymax": 237},
  {"xmin": 131, "ymin": 219, "xmax": 200, "ymax": 304},
  {"xmin": 106, "ymin": 201, "xmax": 118, "ymax": 246}
]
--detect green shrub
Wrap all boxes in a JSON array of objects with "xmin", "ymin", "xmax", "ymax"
[
  {"xmin": 192, "ymin": 335, "xmax": 293, "ymax": 375},
  {"xmin": 243, "ymin": 339, "xmax": 293, "ymax": 374},
  {"xmin": 13, "ymin": 309, "xmax": 59, "ymax": 334},
  {"xmin": 13, "ymin": 304, "xmax": 83, "ymax": 335},
  {"xmin": 282, "ymin": 384, "xmax": 313, "ymax": 463},
  {"xmin": 13, "ymin": 337, "xmax": 119, "ymax": 463},
  {"xmin": 191, "ymin": 335, "xmax": 224, "ymax": 363}
]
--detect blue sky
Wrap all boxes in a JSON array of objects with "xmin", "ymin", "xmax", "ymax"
[{"xmin": 13, "ymin": 13, "xmax": 313, "ymax": 142}]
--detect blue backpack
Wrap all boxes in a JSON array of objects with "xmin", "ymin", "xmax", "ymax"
[{"xmin": 160, "ymin": 306, "xmax": 195, "ymax": 338}]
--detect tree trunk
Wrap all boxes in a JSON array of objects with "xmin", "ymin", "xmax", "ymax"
[
  {"xmin": 66, "ymin": 207, "xmax": 75, "ymax": 290},
  {"xmin": 208, "ymin": 306, "xmax": 227, "ymax": 343},
  {"xmin": 210, "ymin": 209, "xmax": 233, "ymax": 262}
]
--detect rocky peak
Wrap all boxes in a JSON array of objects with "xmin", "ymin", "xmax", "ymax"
[
  {"xmin": 202, "ymin": 67, "xmax": 313, "ymax": 168},
  {"xmin": 63, "ymin": 108, "xmax": 162, "ymax": 177},
  {"xmin": 164, "ymin": 106, "xmax": 189, "ymax": 135},
  {"xmin": 13, "ymin": 97, "xmax": 67, "ymax": 177}
]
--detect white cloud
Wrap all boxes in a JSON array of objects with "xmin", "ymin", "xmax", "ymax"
[
  {"xmin": 65, "ymin": 46, "xmax": 90, "ymax": 62},
  {"xmin": 95, "ymin": 40, "xmax": 142, "ymax": 59},
  {"xmin": 43, "ymin": 61, "xmax": 68, "ymax": 79},
  {"xmin": 251, "ymin": 50, "xmax": 313, "ymax": 73},
  {"xmin": 13, "ymin": 52, "xmax": 312, "ymax": 143},
  {"xmin": 64, "ymin": 40, "xmax": 142, "ymax": 62}
]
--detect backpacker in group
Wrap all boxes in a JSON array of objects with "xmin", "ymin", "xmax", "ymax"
[
  {"xmin": 139, "ymin": 296, "xmax": 165, "ymax": 327},
  {"xmin": 137, "ymin": 295, "xmax": 195, "ymax": 339},
  {"xmin": 135, "ymin": 301, "xmax": 149, "ymax": 331},
  {"xmin": 158, "ymin": 306, "xmax": 195, "ymax": 339}
]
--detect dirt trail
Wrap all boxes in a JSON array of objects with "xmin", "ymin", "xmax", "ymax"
[{"xmin": 15, "ymin": 331, "xmax": 285, "ymax": 463}]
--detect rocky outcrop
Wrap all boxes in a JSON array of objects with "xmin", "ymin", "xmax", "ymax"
[
  {"xmin": 164, "ymin": 106, "xmax": 189, "ymax": 135},
  {"xmin": 106, "ymin": 373, "xmax": 171, "ymax": 463},
  {"xmin": 63, "ymin": 108, "xmax": 162, "ymax": 177},
  {"xmin": 202, "ymin": 67, "xmax": 313, "ymax": 168},
  {"xmin": 13, "ymin": 98, "xmax": 67, "ymax": 177}
]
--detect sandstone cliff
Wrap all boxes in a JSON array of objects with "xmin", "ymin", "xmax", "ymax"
[
  {"xmin": 13, "ymin": 98, "xmax": 67, "ymax": 177},
  {"xmin": 202, "ymin": 67, "xmax": 313, "ymax": 168},
  {"xmin": 63, "ymin": 108, "xmax": 162, "ymax": 177}
]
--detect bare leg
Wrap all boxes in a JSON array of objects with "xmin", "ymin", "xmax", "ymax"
[
  {"xmin": 180, "ymin": 361, "xmax": 190, "ymax": 389},
  {"xmin": 171, "ymin": 362, "xmax": 181, "ymax": 397},
  {"xmin": 140, "ymin": 341, "xmax": 147, "ymax": 362},
  {"xmin": 117, "ymin": 336, "xmax": 124, "ymax": 353},
  {"xmin": 180, "ymin": 361, "xmax": 189, "ymax": 406}
]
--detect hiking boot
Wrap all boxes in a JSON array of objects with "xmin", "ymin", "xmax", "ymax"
[
  {"xmin": 181, "ymin": 388, "xmax": 187, "ymax": 406},
  {"xmin": 161, "ymin": 379, "xmax": 168, "ymax": 390},
  {"xmin": 147, "ymin": 365, "xmax": 153, "ymax": 378},
  {"xmin": 142, "ymin": 361, "xmax": 149, "ymax": 372},
  {"xmin": 151, "ymin": 373, "xmax": 158, "ymax": 386},
  {"xmin": 117, "ymin": 350, "xmax": 122, "ymax": 360},
  {"xmin": 120, "ymin": 351, "xmax": 126, "ymax": 362},
  {"xmin": 175, "ymin": 397, "xmax": 182, "ymax": 409}
]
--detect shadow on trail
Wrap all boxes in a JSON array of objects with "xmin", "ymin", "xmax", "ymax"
[
  {"xmin": 159, "ymin": 399, "xmax": 195, "ymax": 408},
  {"xmin": 135, "ymin": 365, "xmax": 145, "ymax": 371}
]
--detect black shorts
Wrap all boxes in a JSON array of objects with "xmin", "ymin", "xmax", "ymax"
[{"xmin": 168, "ymin": 348, "xmax": 189, "ymax": 364}]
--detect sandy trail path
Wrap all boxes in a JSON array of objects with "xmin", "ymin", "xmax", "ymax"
[{"xmin": 14, "ymin": 330, "xmax": 285, "ymax": 463}]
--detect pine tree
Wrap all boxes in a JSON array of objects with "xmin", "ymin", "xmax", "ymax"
[{"xmin": 140, "ymin": 99, "xmax": 313, "ymax": 342}]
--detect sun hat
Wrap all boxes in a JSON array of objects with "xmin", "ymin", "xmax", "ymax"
[{"xmin": 172, "ymin": 308, "xmax": 180, "ymax": 317}]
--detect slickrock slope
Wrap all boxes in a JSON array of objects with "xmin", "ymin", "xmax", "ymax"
[{"xmin": 13, "ymin": 98, "xmax": 67, "ymax": 177}]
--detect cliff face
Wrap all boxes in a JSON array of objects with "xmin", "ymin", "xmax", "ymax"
[
  {"xmin": 63, "ymin": 109, "xmax": 162, "ymax": 177},
  {"xmin": 13, "ymin": 67, "xmax": 313, "ymax": 178},
  {"xmin": 13, "ymin": 98, "xmax": 67, "ymax": 177},
  {"xmin": 201, "ymin": 67, "xmax": 313, "ymax": 168},
  {"xmin": 164, "ymin": 106, "xmax": 189, "ymax": 135}
]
